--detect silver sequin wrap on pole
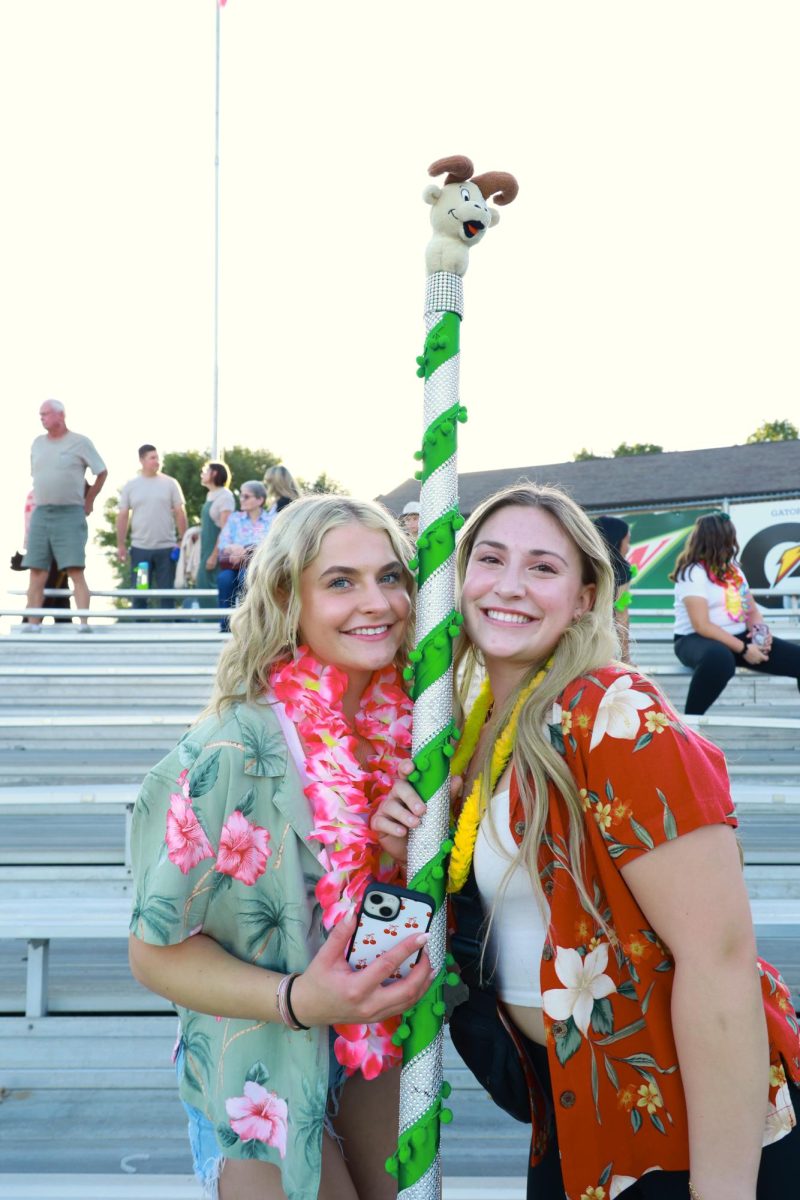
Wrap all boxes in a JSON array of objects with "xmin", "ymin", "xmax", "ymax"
[{"xmin": 398, "ymin": 271, "xmax": 464, "ymax": 1200}]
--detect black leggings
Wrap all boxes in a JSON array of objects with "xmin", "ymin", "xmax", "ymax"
[
  {"xmin": 673, "ymin": 631, "xmax": 800, "ymax": 715},
  {"xmin": 526, "ymin": 1041, "xmax": 800, "ymax": 1198}
]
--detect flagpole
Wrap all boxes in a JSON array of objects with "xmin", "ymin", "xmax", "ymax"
[{"xmin": 211, "ymin": 0, "xmax": 221, "ymax": 459}]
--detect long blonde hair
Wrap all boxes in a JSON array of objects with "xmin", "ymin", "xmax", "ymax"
[
  {"xmin": 204, "ymin": 495, "xmax": 416, "ymax": 717},
  {"xmin": 263, "ymin": 464, "xmax": 301, "ymax": 503},
  {"xmin": 455, "ymin": 484, "xmax": 619, "ymax": 927}
]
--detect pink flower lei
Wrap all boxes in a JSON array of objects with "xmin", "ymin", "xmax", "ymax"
[{"xmin": 269, "ymin": 646, "xmax": 413, "ymax": 1079}]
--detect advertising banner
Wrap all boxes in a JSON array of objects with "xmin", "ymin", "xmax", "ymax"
[
  {"xmin": 620, "ymin": 506, "xmax": 720, "ymax": 620},
  {"xmin": 729, "ymin": 499, "xmax": 800, "ymax": 606}
]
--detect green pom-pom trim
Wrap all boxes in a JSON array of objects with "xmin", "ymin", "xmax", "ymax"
[
  {"xmin": 386, "ymin": 1081, "xmax": 453, "ymax": 1185},
  {"xmin": 415, "ymin": 402, "xmax": 465, "ymax": 484},
  {"xmin": 415, "ymin": 509, "xmax": 463, "ymax": 588},
  {"xmin": 414, "ymin": 312, "xmax": 460, "ymax": 382}
]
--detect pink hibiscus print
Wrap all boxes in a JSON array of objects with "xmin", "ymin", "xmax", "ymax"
[
  {"xmin": 225, "ymin": 1082, "xmax": 288, "ymax": 1155},
  {"xmin": 216, "ymin": 811, "xmax": 271, "ymax": 885},
  {"xmin": 334, "ymin": 1023, "xmax": 402, "ymax": 1079},
  {"xmin": 165, "ymin": 796, "xmax": 215, "ymax": 875}
]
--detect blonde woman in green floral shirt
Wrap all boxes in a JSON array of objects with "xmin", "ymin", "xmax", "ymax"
[{"xmin": 129, "ymin": 496, "xmax": 433, "ymax": 1200}]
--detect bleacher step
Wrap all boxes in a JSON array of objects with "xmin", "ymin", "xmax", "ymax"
[{"xmin": 0, "ymin": 1176, "xmax": 528, "ymax": 1199}]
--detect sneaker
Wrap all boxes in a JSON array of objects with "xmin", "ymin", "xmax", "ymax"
[
  {"xmin": 76, "ymin": 624, "xmax": 93, "ymax": 633},
  {"xmin": 20, "ymin": 623, "xmax": 42, "ymax": 633}
]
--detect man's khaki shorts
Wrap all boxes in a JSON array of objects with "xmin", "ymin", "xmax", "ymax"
[{"xmin": 22, "ymin": 504, "xmax": 88, "ymax": 571}]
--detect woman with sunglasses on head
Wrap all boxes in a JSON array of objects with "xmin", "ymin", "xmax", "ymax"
[
  {"xmin": 373, "ymin": 484, "xmax": 800, "ymax": 1200},
  {"xmin": 670, "ymin": 512, "xmax": 800, "ymax": 714},
  {"xmin": 129, "ymin": 496, "xmax": 433, "ymax": 1200},
  {"xmin": 215, "ymin": 481, "xmax": 273, "ymax": 632}
]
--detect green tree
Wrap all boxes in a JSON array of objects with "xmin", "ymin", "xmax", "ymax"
[
  {"xmin": 573, "ymin": 448, "xmax": 601, "ymax": 461},
  {"xmin": 221, "ymin": 445, "xmax": 282, "ymax": 498},
  {"xmin": 297, "ymin": 470, "xmax": 348, "ymax": 495},
  {"xmin": 746, "ymin": 419, "xmax": 798, "ymax": 443},
  {"xmin": 611, "ymin": 442, "xmax": 664, "ymax": 457},
  {"xmin": 161, "ymin": 450, "xmax": 207, "ymax": 526}
]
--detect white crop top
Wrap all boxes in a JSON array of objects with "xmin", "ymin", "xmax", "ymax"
[{"xmin": 473, "ymin": 789, "xmax": 550, "ymax": 1007}]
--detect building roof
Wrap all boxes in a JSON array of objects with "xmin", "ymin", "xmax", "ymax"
[{"xmin": 377, "ymin": 440, "xmax": 800, "ymax": 515}]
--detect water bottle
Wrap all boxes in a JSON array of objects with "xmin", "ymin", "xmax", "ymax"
[{"xmin": 136, "ymin": 562, "xmax": 149, "ymax": 590}]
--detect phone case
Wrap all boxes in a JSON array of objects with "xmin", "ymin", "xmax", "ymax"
[{"xmin": 346, "ymin": 881, "xmax": 434, "ymax": 981}]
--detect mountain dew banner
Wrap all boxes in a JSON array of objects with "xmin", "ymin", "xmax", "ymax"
[
  {"xmin": 729, "ymin": 499, "xmax": 800, "ymax": 607},
  {"xmin": 620, "ymin": 506, "xmax": 720, "ymax": 621}
]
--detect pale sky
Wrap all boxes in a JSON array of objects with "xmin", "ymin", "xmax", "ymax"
[{"xmin": 3, "ymin": 1, "xmax": 800, "ymax": 598}]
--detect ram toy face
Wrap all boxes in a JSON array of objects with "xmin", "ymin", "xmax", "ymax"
[{"xmin": 427, "ymin": 180, "xmax": 498, "ymax": 248}]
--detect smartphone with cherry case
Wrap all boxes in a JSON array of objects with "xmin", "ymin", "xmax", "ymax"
[{"xmin": 346, "ymin": 881, "xmax": 434, "ymax": 983}]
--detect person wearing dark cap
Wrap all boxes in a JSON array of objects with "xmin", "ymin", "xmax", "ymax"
[{"xmin": 594, "ymin": 515, "xmax": 634, "ymax": 660}]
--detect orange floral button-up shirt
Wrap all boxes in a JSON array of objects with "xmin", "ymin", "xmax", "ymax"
[{"xmin": 507, "ymin": 665, "xmax": 800, "ymax": 1200}]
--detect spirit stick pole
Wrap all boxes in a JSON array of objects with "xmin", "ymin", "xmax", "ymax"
[
  {"xmin": 388, "ymin": 157, "xmax": 518, "ymax": 1200},
  {"xmin": 392, "ymin": 272, "xmax": 466, "ymax": 1200}
]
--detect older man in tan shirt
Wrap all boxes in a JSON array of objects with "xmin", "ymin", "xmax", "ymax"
[{"xmin": 22, "ymin": 399, "xmax": 107, "ymax": 630}]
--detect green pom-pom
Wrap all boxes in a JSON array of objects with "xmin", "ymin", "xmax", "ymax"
[
  {"xmin": 433, "ymin": 1000, "xmax": 446, "ymax": 1017},
  {"xmin": 441, "ymin": 1107, "xmax": 454, "ymax": 1124},
  {"xmin": 442, "ymin": 838, "xmax": 454, "ymax": 853},
  {"xmin": 386, "ymin": 1155, "xmax": 399, "ymax": 1177},
  {"xmin": 414, "ymin": 470, "xmax": 423, "ymax": 481},
  {"xmin": 411, "ymin": 1128, "xmax": 424, "ymax": 1148},
  {"xmin": 396, "ymin": 1022, "xmax": 411, "ymax": 1040},
  {"xmin": 408, "ymin": 770, "xmax": 421, "ymax": 783},
  {"xmin": 446, "ymin": 971, "xmax": 460, "ymax": 986},
  {"xmin": 453, "ymin": 612, "xmax": 465, "ymax": 626},
  {"xmin": 434, "ymin": 635, "xmax": 445, "ymax": 650},
  {"xmin": 448, "ymin": 625, "xmax": 460, "ymax": 638},
  {"xmin": 413, "ymin": 450, "xmax": 423, "ymax": 461},
  {"xmin": 453, "ymin": 513, "xmax": 465, "ymax": 529},
  {"xmin": 408, "ymin": 557, "xmax": 418, "ymax": 571},
  {"xmin": 398, "ymin": 1146, "xmax": 411, "ymax": 1164},
  {"xmin": 452, "ymin": 727, "xmax": 461, "ymax": 741},
  {"xmin": 443, "ymin": 744, "xmax": 454, "ymax": 759},
  {"xmin": 458, "ymin": 407, "xmax": 468, "ymax": 422},
  {"xmin": 441, "ymin": 1080, "xmax": 452, "ymax": 1099},
  {"xmin": 402, "ymin": 667, "xmax": 414, "ymax": 681},
  {"xmin": 432, "ymin": 865, "xmax": 443, "ymax": 880}
]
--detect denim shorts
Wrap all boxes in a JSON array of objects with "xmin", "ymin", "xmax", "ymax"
[{"xmin": 175, "ymin": 1032, "xmax": 346, "ymax": 1197}]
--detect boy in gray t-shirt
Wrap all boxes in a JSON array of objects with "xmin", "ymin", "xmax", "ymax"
[{"xmin": 116, "ymin": 445, "xmax": 188, "ymax": 610}]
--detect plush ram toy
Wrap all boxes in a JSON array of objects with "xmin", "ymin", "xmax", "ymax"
[{"xmin": 423, "ymin": 155, "xmax": 519, "ymax": 277}]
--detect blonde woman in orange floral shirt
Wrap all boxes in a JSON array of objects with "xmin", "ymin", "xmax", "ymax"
[{"xmin": 373, "ymin": 484, "xmax": 800, "ymax": 1200}]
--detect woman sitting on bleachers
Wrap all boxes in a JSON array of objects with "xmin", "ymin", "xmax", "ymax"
[{"xmin": 671, "ymin": 513, "xmax": 800, "ymax": 714}]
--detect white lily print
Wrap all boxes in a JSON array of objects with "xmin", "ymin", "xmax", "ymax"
[
  {"xmin": 763, "ymin": 1082, "xmax": 796, "ymax": 1146},
  {"xmin": 610, "ymin": 1170, "xmax": 662, "ymax": 1197},
  {"xmin": 543, "ymin": 943, "xmax": 617, "ymax": 1036},
  {"xmin": 590, "ymin": 675, "xmax": 652, "ymax": 751}
]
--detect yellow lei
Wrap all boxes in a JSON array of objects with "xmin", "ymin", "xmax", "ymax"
[{"xmin": 447, "ymin": 660, "xmax": 551, "ymax": 894}]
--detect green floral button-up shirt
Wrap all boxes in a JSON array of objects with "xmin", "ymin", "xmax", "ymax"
[{"xmin": 130, "ymin": 700, "xmax": 330, "ymax": 1200}]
